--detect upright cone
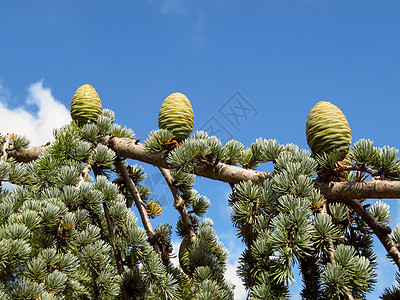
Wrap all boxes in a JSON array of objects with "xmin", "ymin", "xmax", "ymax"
[
  {"xmin": 158, "ymin": 92, "xmax": 194, "ymax": 142},
  {"xmin": 70, "ymin": 84, "xmax": 103, "ymax": 125},
  {"xmin": 306, "ymin": 101, "xmax": 352, "ymax": 160}
]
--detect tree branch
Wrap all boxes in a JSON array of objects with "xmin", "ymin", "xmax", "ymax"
[
  {"xmin": 320, "ymin": 203, "xmax": 336, "ymax": 264},
  {"xmin": 106, "ymin": 137, "xmax": 272, "ymax": 184},
  {"xmin": 337, "ymin": 197, "xmax": 400, "ymax": 270},
  {"xmin": 0, "ymin": 134, "xmax": 13, "ymax": 162},
  {"xmin": 321, "ymin": 202, "xmax": 355, "ymax": 300},
  {"xmin": 78, "ymin": 163, "xmax": 92, "ymax": 188},
  {"xmin": 8, "ymin": 146, "xmax": 46, "ymax": 162},
  {"xmin": 316, "ymin": 179, "xmax": 400, "ymax": 200},
  {"xmin": 114, "ymin": 158, "xmax": 161, "ymax": 254},
  {"xmin": 157, "ymin": 167, "xmax": 197, "ymax": 242},
  {"xmin": 91, "ymin": 167, "xmax": 130, "ymax": 299},
  {"xmin": 6, "ymin": 135, "xmax": 400, "ymax": 291},
  {"xmin": 8, "ymin": 137, "xmax": 400, "ymax": 199}
]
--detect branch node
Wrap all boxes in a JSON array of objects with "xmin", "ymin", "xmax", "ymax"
[{"xmin": 380, "ymin": 225, "xmax": 392, "ymax": 235}]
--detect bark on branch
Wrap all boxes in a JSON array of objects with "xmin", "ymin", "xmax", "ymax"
[
  {"xmin": 337, "ymin": 197, "xmax": 400, "ymax": 270},
  {"xmin": 157, "ymin": 167, "xmax": 197, "ymax": 242},
  {"xmin": 8, "ymin": 146, "xmax": 46, "ymax": 162},
  {"xmin": 114, "ymin": 158, "xmax": 161, "ymax": 254},
  {"xmin": 106, "ymin": 137, "xmax": 271, "ymax": 184},
  {"xmin": 92, "ymin": 167, "xmax": 130, "ymax": 300},
  {"xmin": 321, "ymin": 202, "xmax": 355, "ymax": 300},
  {"xmin": 316, "ymin": 179, "xmax": 400, "ymax": 200},
  {"xmin": 8, "ymin": 137, "xmax": 400, "ymax": 199}
]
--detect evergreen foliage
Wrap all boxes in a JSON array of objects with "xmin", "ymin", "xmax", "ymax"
[
  {"xmin": 0, "ymin": 112, "xmax": 182, "ymax": 299},
  {"xmin": 1, "ymin": 93, "xmax": 400, "ymax": 299}
]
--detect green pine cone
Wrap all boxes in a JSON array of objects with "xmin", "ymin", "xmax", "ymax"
[
  {"xmin": 306, "ymin": 101, "xmax": 352, "ymax": 160},
  {"xmin": 158, "ymin": 92, "xmax": 194, "ymax": 142},
  {"xmin": 178, "ymin": 236, "xmax": 192, "ymax": 275},
  {"xmin": 70, "ymin": 84, "xmax": 103, "ymax": 125}
]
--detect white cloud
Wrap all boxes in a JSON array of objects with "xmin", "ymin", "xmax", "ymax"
[
  {"xmin": 161, "ymin": 0, "xmax": 188, "ymax": 15},
  {"xmin": 171, "ymin": 240, "xmax": 180, "ymax": 267},
  {"xmin": 218, "ymin": 232, "xmax": 247, "ymax": 299},
  {"xmin": 219, "ymin": 231, "xmax": 244, "ymax": 263},
  {"xmin": 225, "ymin": 261, "xmax": 248, "ymax": 299},
  {"xmin": 2, "ymin": 182, "xmax": 17, "ymax": 191},
  {"xmin": 0, "ymin": 81, "xmax": 71, "ymax": 146}
]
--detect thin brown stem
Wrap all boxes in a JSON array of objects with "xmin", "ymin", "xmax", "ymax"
[
  {"xmin": 103, "ymin": 202, "xmax": 130, "ymax": 300},
  {"xmin": 0, "ymin": 134, "xmax": 13, "ymax": 194},
  {"xmin": 157, "ymin": 167, "xmax": 197, "ymax": 243},
  {"xmin": 321, "ymin": 203, "xmax": 336, "ymax": 264},
  {"xmin": 334, "ymin": 165, "xmax": 379, "ymax": 177},
  {"xmin": 103, "ymin": 203, "xmax": 124, "ymax": 274},
  {"xmin": 0, "ymin": 134, "xmax": 12, "ymax": 162},
  {"xmin": 74, "ymin": 163, "xmax": 105, "ymax": 233},
  {"xmin": 344, "ymin": 293, "xmax": 355, "ymax": 300},
  {"xmin": 92, "ymin": 167, "xmax": 130, "ymax": 299},
  {"xmin": 78, "ymin": 163, "xmax": 92, "ymax": 188},
  {"xmin": 338, "ymin": 197, "xmax": 400, "ymax": 270},
  {"xmin": 114, "ymin": 158, "xmax": 160, "ymax": 254}
]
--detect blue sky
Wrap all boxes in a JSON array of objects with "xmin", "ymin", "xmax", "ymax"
[{"xmin": 1, "ymin": 0, "xmax": 400, "ymax": 298}]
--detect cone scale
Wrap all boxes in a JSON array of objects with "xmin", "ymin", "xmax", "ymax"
[
  {"xmin": 306, "ymin": 101, "xmax": 352, "ymax": 160},
  {"xmin": 158, "ymin": 92, "xmax": 194, "ymax": 142},
  {"xmin": 70, "ymin": 84, "xmax": 103, "ymax": 125}
]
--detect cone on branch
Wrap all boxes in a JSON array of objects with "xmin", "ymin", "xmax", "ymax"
[
  {"xmin": 70, "ymin": 84, "xmax": 103, "ymax": 125},
  {"xmin": 158, "ymin": 92, "xmax": 194, "ymax": 142},
  {"xmin": 306, "ymin": 101, "xmax": 352, "ymax": 161}
]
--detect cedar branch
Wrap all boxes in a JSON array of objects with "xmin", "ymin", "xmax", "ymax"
[
  {"xmin": 8, "ymin": 146, "xmax": 46, "ymax": 162},
  {"xmin": 337, "ymin": 197, "xmax": 400, "ymax": 270},
  {"xmin": 114, "ymin": 158, "xmax": 161, "ymax": 254},
  {"xmin": 93, "ymin": 167, "xmax": 130, "ymax": 299},
  {"xmin": 9, "ymin": 138, "xmax": 400, "ymax": 200},
  {"xmin": 157, "ymin": 167, "xmax": 197, "ymax": 242}
]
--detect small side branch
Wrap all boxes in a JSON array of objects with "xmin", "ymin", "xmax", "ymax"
[
  {"xmin": 339, "ymin": 197, "xmax": 400, "ymax": 270},
  {"xmin": 114, "ymin": 158, "xmax": 160, "ymax": 254},
  {"xmin": 78, "ymin": 163, "xmax": 92, "ymax": 188},
  {"xmin": 321, "ymin": 202, "xmax": 355, "ymax": 300},
  {"xmin": 93, "ymin": 166, "xmax": 130, "ymax": 300},
  {"xmin": 8, "ymin": 145, "xmax": 46, "ymax": 162},
  {"xmin": 0, "ymin": 134, "xmax": 13, "ymax": 162},
  {"xmin": 320, "ymin": 203, "xmax": 336, "ymax": 264},
  {"xmin": 334, "ymin": 165, "xmax": 379, "ymax": 177},
  {"xmin": 102, "ymin": 203, "xmax": 124, "ymax": 274},
  {"xmin": 0, "ymin": 134, "xmax": 13, "ymax": 194},
  {"xmin": 158, "ymin": 167, "xmax": 197, "ymax": 242}
]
